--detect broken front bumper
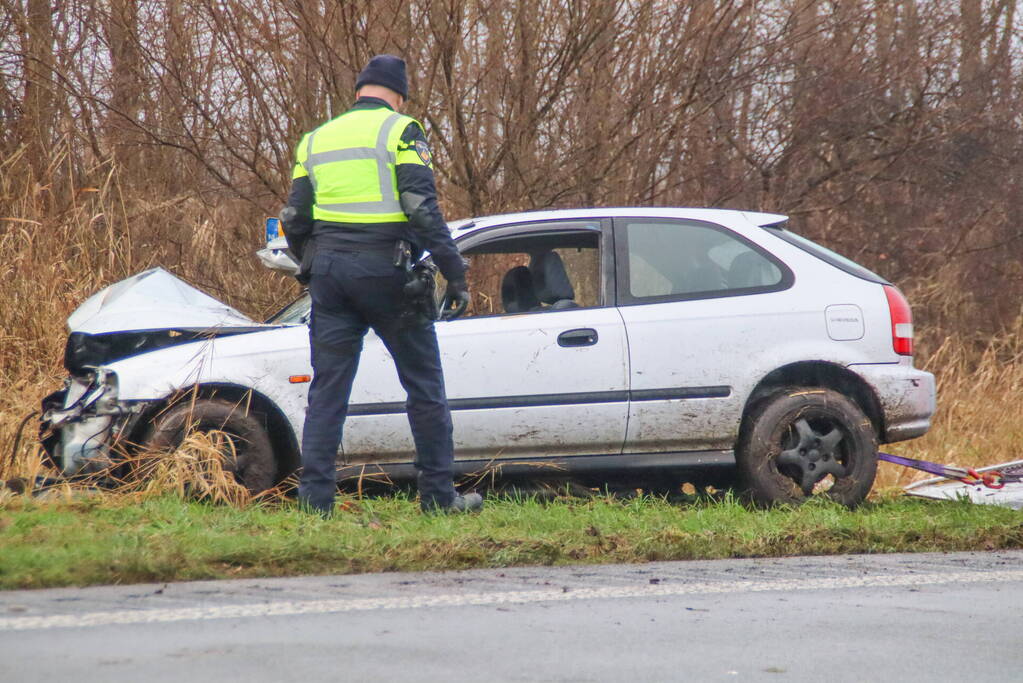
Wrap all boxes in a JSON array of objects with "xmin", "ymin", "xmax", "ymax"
[{"xmin": 39, "ymin": 369, "xmax": 145, "ymax": 475}]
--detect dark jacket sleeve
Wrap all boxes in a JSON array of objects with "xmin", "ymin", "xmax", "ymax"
[
  {"xmin": 395, "ymin": 123, "xmax": 466, "ymax": 282},
  {"xmin": 284, "ymin": 176, "xmax": 315, "ymax": 261}
]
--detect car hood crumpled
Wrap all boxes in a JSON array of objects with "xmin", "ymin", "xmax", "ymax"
[{"xmin": 68, "ymin": 267, "xmax": 259, "ymax": 334}]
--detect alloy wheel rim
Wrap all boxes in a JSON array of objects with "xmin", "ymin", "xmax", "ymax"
[{"xmin": 775, "ymin": 416, "xmax": 849, "ymax": 495}]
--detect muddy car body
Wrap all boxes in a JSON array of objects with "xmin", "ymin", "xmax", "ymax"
[{"xmin": 40, "ymin": 208, "xmax": 936, "ymax": 504}]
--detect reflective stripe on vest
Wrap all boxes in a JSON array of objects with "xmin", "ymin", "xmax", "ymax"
[{"xmin": 303, "ymin": 111, "xmax": 406, "ymax": 217}]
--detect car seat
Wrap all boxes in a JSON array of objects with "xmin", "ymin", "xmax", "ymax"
[
  {"xmin": 530, "ymin": 251, "xmax": 578, "ymax": 309},
  {"xmin": 727, "ymin": 251, "xmax": 774, "ymax": 289},
  {"xmin": 501, "ymin": 265, "xmax": 540, "ymax": 313}
]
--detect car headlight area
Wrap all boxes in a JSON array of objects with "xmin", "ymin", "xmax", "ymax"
[{"xmin": 40, "ymin": 368, "xmax": 146, "ymax": 475}]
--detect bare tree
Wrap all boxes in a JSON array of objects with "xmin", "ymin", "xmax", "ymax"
[
  {"xmin": 16, "ymin": 0, "xmax": 56, "ymax": 184},
  {"xmin": 0, "ymin": 0, "xmax": 1020, "ymax": 333}
]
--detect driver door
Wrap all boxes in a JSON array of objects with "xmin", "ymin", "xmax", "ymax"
[{"xmin": 341, "ymin": 218, "xmax": 629, "ymax": 463}]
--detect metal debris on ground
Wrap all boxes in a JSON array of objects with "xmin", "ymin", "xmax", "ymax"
[{"xmin": 879, "ymin": 452, "xmax": 1023, "ymax": 510}]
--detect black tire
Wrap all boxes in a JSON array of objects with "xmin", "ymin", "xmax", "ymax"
[
  {"xmin": 736, "ymin": 387, "xmax": 878, "ymax": 507},
  {"xmin": 145, "ymin": 399, "xmax": 276, "ymax": 493}
]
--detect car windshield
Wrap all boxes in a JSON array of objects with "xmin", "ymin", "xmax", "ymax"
[{"xmin": 265, "ymin": 292, "xmax": 311, "ymax": 324}]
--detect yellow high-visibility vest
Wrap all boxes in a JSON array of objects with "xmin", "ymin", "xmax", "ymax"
[{"xmin": 292, "ymin": 107, "xmax": 427, "ymax": 224}]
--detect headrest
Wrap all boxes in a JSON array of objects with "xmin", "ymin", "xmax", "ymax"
[
  {"xmin": 501, "ymin": 266, "xmax": 539, "ymax": 313},
  {"xmin": 530, "ymin": 251, "xmax": 575, "ymax": 304},
  {"xmin": 727, "ymin": 251, "xmax": 770, "ymax": 289}
]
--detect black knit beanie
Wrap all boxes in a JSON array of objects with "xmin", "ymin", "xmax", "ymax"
[{"xmin": 355, "ymin": 55, "xmax": 409, "ymax": 100}]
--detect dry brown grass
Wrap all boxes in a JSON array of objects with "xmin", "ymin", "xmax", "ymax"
[
  {"xmin": 876, "ymin": 319, "xmax": 1023, "ymax": 490},
  {"xmin": 122, "ymin": 432, "xmax": 257, "ymax": 507},
  {"xmin": 2, "ymin": 152, "xmax": 1020, "ymax": 501},
  {"xmin": 1, "ymin": 432, "xmax": 277, "ymax": 508},
  {"xmin": 0, "ymin": 150, "xmax": 294, "ymax": 485}
]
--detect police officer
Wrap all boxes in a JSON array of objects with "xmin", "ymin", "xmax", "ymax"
[{"xmin": 284, "ymin": 54, "xmax": 481, "ymax": 515}]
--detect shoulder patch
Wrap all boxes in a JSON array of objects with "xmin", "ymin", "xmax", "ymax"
[{"xmin": 415, "ymin": 139, "xmax": 433, "ymax": 166}]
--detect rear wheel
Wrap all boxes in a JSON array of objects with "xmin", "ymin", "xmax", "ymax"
[
  {"xmin": 144, "ymin": 399, "xmax": 276, "ymax": 493},
  {"xmin": 737, "ymin": 387, "xmax": 878, "ymax": 507}
]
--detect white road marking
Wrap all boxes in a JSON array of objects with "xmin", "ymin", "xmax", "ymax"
[{"xmin": 3, "ymin": 569, "xmax": 1022, "ymax": 632}]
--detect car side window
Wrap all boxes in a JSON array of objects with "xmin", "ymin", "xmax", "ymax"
[
  {"xmin": 457, "ymin": 227, "xmax": 602, "ymax": 318},
  {"xmin": 618, "ymin": 219, "xmax": 788, "ymax": 303}
]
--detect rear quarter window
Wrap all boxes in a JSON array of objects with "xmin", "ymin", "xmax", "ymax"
[{"xmin": 763, "ymin": 226, "xmax": 889, "ymax": 284}]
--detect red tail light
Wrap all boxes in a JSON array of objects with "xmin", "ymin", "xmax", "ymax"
[{"xmin": 883, "ymin": 285, "xmax": 913, "ymax": 356}]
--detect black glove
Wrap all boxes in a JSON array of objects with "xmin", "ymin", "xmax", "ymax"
[{"xmin": 442, "ymin": 279, "xmax": 470, "ymax": 320}]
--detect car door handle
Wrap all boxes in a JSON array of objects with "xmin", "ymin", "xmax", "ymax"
[{"xmin": 558, "ymin": 328, "xmax": 598, "ymax": 348}]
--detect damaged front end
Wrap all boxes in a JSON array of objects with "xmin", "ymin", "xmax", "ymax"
[
  {"xmin": 40, "ymin": 325, "xmax": 265, "ymax": 474},
  {"xmin": 39, "ymin": 266, "xmax": 271, "ymax": 476},
  {"xmin": 40, "ymin": 368, "xmax": 146, "ymax": 475}
]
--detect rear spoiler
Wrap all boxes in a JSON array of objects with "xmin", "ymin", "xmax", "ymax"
[{"xmin": 742, "ymin": 211, "xmax": 788, "ymax": 228}]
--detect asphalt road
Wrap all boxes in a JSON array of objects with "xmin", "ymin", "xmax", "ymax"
[{"xmin": 2, "ymin": 551, "xmax": 1022, "ymax": 682}]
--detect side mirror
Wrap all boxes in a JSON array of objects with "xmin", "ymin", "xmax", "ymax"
[{"xmin": 257, "ymin": 216, "xmax": 298, "ymax": 274}]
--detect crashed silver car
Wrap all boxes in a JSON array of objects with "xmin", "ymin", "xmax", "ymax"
[{"xmin": 40, "ymin": 208, "xmax": 936, "ymax": 505}]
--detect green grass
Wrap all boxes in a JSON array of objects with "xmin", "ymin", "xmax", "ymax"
[{"xmin": 1, "ymin": 492, "xmax": 1021, "ymax": 590}]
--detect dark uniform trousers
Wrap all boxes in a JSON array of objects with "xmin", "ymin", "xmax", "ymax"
[{"xmin": 299, "ymin": 248, "xmax": 457, "ymax": 512}]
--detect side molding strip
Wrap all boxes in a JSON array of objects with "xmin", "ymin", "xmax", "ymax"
[{"xmin": 347, "ymin": 386, "xmax": 731, "ymax": 417}]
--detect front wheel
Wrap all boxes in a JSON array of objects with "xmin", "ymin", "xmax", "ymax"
[
  {"xmin": 144, "ymin": 398, "xmax": 276, "ymax": 493},
  {"xmin": 736, "ymin": 387, "xmax": 878, "ymax": 507}
]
